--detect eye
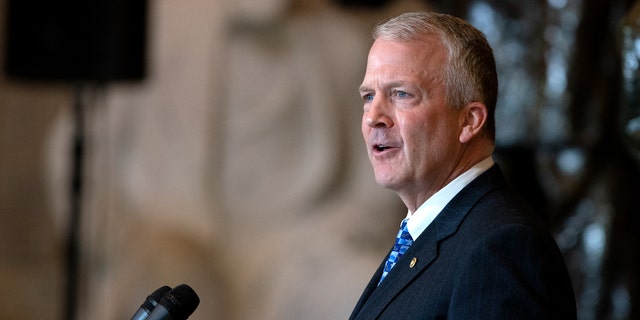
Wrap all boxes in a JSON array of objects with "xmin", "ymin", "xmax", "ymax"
[
  {"xmin": 362, "ymin": 93, "xmax": 374, "ymax": 103},
  {"xmin": 393, "ymin": 90, "xmax": 410, "ymax": 98}
]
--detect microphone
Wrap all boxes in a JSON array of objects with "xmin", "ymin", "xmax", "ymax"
[
  {"xmin": 146, "ymin": 284, "xmax": 200, "ymax": 320},
  {"xmin": 131, "ymin": 285, "xmax": 172, "ymax": 320}
]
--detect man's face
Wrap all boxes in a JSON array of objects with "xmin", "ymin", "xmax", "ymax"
[{"xmin": 359, "ymin": 38, "xmax": 466, "ymax": 199}]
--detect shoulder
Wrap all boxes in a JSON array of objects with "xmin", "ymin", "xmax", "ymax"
[{"xmin": 447, "ymin": 217, "xmax": 576, "ymax": 318}]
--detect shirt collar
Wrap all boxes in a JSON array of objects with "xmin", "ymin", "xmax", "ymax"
[{"xmin": 405, "ymin": 156, "xmax": 495, "ymax": 240}]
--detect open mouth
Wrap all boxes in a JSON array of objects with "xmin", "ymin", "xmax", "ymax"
[
  {"xmin": 373, "ymin": 144, "xmax": 393, "ymax": 152},
  {"xmin": 374, "ymin": 144, "xmax": 391, "ymax": 152}
]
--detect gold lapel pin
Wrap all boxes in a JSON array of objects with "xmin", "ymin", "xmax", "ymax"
[{"xmin": 409, "ymin": 257, "xmax": 417, "ymax": 268}]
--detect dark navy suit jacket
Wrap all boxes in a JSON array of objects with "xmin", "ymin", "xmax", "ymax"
[{"xmin": 350, "ymin": 165, "xmax": 576, "ymax": 319}]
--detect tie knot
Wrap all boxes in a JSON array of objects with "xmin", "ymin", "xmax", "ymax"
[{"xmin": 397, "ymin": 218, "xmax": 412, "ymax": 242}]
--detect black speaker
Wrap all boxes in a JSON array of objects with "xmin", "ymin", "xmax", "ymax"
[{"xmin": 4, "ymin": 0, "xmax": 148, "ymax": 82}]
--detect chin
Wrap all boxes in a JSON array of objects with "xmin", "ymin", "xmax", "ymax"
[{"xmin": 373, "ymin": 174, "xmax": 400, "ymax": 190}]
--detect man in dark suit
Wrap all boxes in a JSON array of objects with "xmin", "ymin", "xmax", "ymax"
[{"xmin": 351, "ymin": 12, "xmax": 576, "ymax": 319}]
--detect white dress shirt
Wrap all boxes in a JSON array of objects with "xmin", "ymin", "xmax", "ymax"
[{"xmin": 405, "ymin": 156, "xmax": 495, "ymax": 240}]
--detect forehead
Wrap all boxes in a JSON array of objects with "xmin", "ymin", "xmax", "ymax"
[{"xmin": 364, "ymin": 38, "xmax": 447, "ymax": 83}]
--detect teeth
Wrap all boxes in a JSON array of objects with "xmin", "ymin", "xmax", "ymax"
[{"xmin": 375, "ymin": 145, "xmax": 387, "ymax": 151}]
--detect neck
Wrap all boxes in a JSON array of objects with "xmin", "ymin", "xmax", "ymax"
[{"xmin": 399, "ymin": 141, "xmax": 494, "ymax": 213}]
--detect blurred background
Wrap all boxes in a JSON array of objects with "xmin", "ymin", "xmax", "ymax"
[{"xmin": 1, "ymin": 0, "xmax": 639, "ymax": 319}]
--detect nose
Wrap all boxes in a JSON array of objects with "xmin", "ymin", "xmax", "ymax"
[{"xmin": 365, "ymin": 98, "xmax": 393, "ymax": 128}]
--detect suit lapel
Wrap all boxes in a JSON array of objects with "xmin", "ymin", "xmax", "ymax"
[
  {"xmin": 352, "ymin": 229, "xmax": 439, "ymax": 319},
  {"xmin": 350, "ymin": 165, "xmax": 506, "ymax": 320}
]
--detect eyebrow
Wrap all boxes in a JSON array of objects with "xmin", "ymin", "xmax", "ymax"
[
  {"xmin": 358, "ymin": 85, "xmax": 372, "ymax": 93},
  {"xmin": 359, "ymin": 80, "xmax": 412, "ymax": 93}
]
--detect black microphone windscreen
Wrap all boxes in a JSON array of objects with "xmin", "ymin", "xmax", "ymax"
[{"xmin": 159, "ymin": 284, "xmax": 200, "ymax": 320}]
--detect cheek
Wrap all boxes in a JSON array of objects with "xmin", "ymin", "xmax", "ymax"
[
  {"xmin": 401, "ymin": 118, "xmax": 449, "ymax": 161},
  {"xmin": 399, "ymin": 117, "xmax": 432, "ymax": 144}
]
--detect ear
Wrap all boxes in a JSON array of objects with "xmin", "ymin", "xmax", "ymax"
[{"xmin": 459, "ymin": 102, "xmax": 488, "ymax": 144}]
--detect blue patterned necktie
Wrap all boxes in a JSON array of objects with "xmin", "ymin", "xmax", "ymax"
[{"xmin": 378, "ymin": 218, "xmax": 413, "ymax": 285}]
